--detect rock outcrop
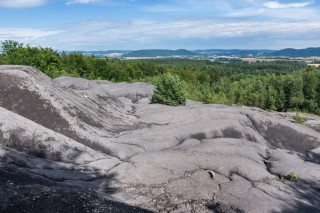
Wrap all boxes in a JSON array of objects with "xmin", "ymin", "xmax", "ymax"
[{"xmin": 1, "ymin": 65, "xmax": 319, "ymax": 212}]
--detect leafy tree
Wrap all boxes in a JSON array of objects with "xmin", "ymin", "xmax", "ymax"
[
  {"xmin": 0, "ymin": 54, "xmax": 6, "ymax": 64},
  {"xmin": 265, "ymin": 84, "xmax": 277, "ymax": 110},
  {"xmin": 151, "ymin": 73, "xmax": 187, "ymax": 106},
  {"xmin": 283, "ymin": 75, "xmax": 304, "ymax": 111},
  {"xmin": 1, "ymin": 40, "xmax": 23, "ymax": 55}
]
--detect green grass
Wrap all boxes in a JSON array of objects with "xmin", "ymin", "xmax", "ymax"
[{"xmin": 292, "ymin": 112, "xmax": 307, "ymax": 125}]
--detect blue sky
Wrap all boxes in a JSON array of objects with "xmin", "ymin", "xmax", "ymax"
[{"xmin": 0, "ymin": 0, "xmax": 319, "ymax": 50}]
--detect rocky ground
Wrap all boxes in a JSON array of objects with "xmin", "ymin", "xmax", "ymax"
[{"xmin": 0, "ymin": 65, "xmax": 319, "ymax": 213}]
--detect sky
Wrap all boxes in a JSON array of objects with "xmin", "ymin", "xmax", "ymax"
[{"xmin": 0, "ymin": 0, "xmax": 320, "ymax": 50}]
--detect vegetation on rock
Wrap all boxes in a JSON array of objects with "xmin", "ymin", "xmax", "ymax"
[
  {"xmin": 288, "ymin": 171, "xmax": 299, "ymax": 182},
  {"xmin": 292, "ymin": 112, "xmax": 308, "ymax": 125},
  {"xmin": 151, "ymin": 73, "xmax": 187, "ymax": 106}
]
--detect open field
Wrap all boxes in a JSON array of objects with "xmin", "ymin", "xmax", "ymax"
[
  {"xmin": 241, "ymin": 58, "xmax": 299, "ymax": 63},
  {"xmin": 308, "ymin": 64, "xmax": 320, "ymax": 67}
]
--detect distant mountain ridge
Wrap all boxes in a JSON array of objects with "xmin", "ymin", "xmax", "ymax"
[
  {"xmin": 61, "ymin": 47, "xmax": 320, "ymax": 58},
  {"xmin": 193, "ymin": 49, "xmax": 276, "ymax": 57},
  {"xmin": 193, "ymin": 49, "xmax": 275, "ymax": 54},
  {"xmin": 122, "ymin": 49, "xmax": 197, "ymax": 57},
  {"xmin": 62, "ymin": 50, "xmax": 132, "ymax": 54},
  {"xmin": 265, "ymin": 47, "xmax": 320, "ymax": 57}
]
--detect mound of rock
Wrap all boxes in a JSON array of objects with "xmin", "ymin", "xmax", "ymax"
[{"xmin": 0, "ymin": 65, "xmax": 319, "ymax": 212}]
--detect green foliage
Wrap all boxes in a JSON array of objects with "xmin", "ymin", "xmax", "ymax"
[
  {"xmin": 4, "ymin": 40, "xmax": 320, "ymax": 116},
  {"xmin": 292, "ymin": 112, "xmax": 308, "ymax": 125},
  {"xmin": 0, "ymin": 40, "xmax": 64, "ymax": 78},
  {"xmin": 122, "ymin": 49, "xmax": 197, "ymax": 57},
  {"xmin": 0, "ymin": 54, "xmax": 6, "ymax": 65},
  {"xmin": 1, "ymin": 40, "xmax": 23, "ymax": 55},
  {"xmin": 288, "ymin": 171, "xmax": 299, "ymax": 181},
  {"xmin": 151, "ymin": 73, "xmax": 187, "ymax": 106}
]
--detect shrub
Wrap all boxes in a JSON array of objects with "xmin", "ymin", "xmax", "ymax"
[
  {"xmin": 288, "ymin": 171, "xmax": 299, "ymax": 181},
  {"xmin": 151, "ymin": 73, "xmax": 187, "ymax": 106},
  {"xmin": 292, "ymin": 112, "xmax": 307, "ymax": 125}
]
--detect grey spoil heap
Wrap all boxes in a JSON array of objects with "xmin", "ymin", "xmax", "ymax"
[{"xmin": 0, "ymin": 65, "xmax": 319, "ymax": 213}]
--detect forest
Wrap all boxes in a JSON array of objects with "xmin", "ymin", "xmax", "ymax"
[
  {"xmin": 1, "ymin": 40, "xmax": 320, "ymax": 115},
  {"xmin": 122, "ymin": 49, "xmax": 196, "ymax": 57}
]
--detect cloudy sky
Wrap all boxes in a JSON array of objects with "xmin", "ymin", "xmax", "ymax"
[{"xmin": 0, "ymin": 0, "xmax": 319, "ymax": 50}]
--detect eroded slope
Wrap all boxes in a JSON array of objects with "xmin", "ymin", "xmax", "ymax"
[{"xmin": 0, "ymin": 65, "xmax": 319, "ymax": 213}]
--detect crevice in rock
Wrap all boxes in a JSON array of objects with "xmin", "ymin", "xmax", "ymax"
[
  {"xmin": 120, "ymin": 93, "xmax": 150, "ymax": 104},
  {"xmin": 174, "ymin": 129, "xmax": 259, "ymax": 150},
  {"xmin": 160, "ymin": 166, "xmax": 175, "ymax": 174},
  {"xmin": 262, "ymin": 150, "xmax": 274, "ymax": 175},
  {"xmin": 240, "ymin": 112, "xmax": 268, "ymax": 142},
  {"xmin": 206, "ymin": 201, "xmax": 245, "ymax": 213}
]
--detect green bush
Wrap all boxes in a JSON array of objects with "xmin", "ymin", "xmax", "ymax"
[
  {"xmin": 151, "ymin": 73, "xmax": 187, "ymax": 106},
  {"xmin": 288, "ymin": 171, "xmax": 299, "ymax": 181},
  {"xmin": 292, "ymin": 112, "xmax": 307, "ymax": 125}
]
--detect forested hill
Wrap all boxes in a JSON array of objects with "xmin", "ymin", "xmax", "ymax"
[
  {"xmin": 193, "ymin": 49, "xmax": 275, "ymax": 57},
  {"xmin": 122, "ymin": 49, "xmax": 197, "ymax": 57},
  {"xmin": 266, "ymin": 47, "xmax": 320, "ymax": 57}
]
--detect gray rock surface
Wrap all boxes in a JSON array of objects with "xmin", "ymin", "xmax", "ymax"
[{"xmin": 1, "ymin": 65, "xmax": 320, "ymax": 212}]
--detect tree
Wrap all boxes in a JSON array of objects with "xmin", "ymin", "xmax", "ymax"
[
  {"xmin": 283, "ymin": 75, "xmax": 304, "ymax": 110},
  {"xmin": 151, "ymin": 73, "xmax": 187, "ymax": 106},
  {"xmin": 1, "ymin": 40, "xmax": 23, "ymax": 55}
]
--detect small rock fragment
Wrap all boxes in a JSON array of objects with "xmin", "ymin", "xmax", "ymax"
[{"xmin": 208, "ymin": 171, "xmax": 215, "ymax": 179}]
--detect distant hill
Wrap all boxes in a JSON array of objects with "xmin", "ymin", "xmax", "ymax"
[
  {"xmin": 266, "ymin": 47, "xmax": 320, "ymax": 57},
  {"xmin": 122, "ymin": 49, "xmax": 197, "ymax": 57},
  {"xmin": 60, "ymin": 50, "xmax": 132, "ymax": 58},
  {"xmin": 194, "ymin": 49, "xmax": 276, "ymax": 57},
  {"xmin": 61, "ymin": 48, "xmax": 320, "ymax": 58},
  {"xmin": 62, "ymin": 50, "xmax": 132, "ymax": 54}
]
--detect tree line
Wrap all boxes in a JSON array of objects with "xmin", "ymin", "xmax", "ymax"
[{"xmin": 1, "ymin": 40, "xmax": 320, "ymax": 114}]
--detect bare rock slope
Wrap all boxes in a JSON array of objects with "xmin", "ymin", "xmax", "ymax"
[{"xmin": 1, "ymin": 65, "xmax": 320, "ymax": 213}]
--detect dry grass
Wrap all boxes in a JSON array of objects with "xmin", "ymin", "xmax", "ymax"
[{"xmin": 308, "ymin": 64, "xmax": 320, "ymax": 67}]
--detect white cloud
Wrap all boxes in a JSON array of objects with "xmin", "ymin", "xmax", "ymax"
[
  {"xmin": 2, "ymin": 16, "xmax": 320, "ymax": 50},
  {"xmin": 264, "ymin": 1, "xmax": 313, "ymax": 9},
  {"xmin": 229, "ymin": 6, "xmax": 320, "ymax": 21},
  {"xmin": 0, "ymin": 28, "xmax": 63, "ymax": 41},
  {"xmin": 144, "ymin": 0, "xmax": 233, "ymax": 13},
  {"xmin": 30, "ymin": 18, "xmax": 320, "ymax": 50},
  {"xmin": 0, "ymin": 0, "xmax": 46, "ymax": 8},
  {"xmin": 66, "ymin": 0, "xmax": 102, "ymax": 5},
  {"xmin": 143, "ymin": 5, "xmax": 189, "ymax": 13}
]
